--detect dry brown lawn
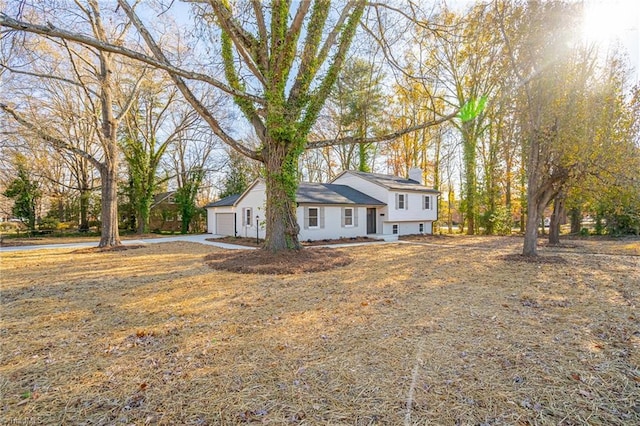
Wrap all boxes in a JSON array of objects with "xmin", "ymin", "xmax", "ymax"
[
  {"xmin": 1, "ymin": 236, "xmax": 639, "ymax": 425},
  {"xmin": 0, "ymin": 233, "xmax": 173, "ymax": 247}
]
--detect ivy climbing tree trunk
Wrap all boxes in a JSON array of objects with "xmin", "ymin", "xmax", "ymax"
[
  {"xmin": 264, "ymin": 144, "xmax": 301, "ymax": 250},
  {"xmin": 1, "ymin": 2, "xmax": 458, "ymax": 252},
  {"xmin": 461, "ymin": 121, "xmax": 478, "ymax": 235}
]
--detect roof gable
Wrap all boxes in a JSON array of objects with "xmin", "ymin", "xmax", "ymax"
[
  {"xmin": 334, "ymin": 170, "xmax": 439, "ymax": 192},
  {"xmin": 206, "ymin": 180, "xmax": 385, "ymax": 209}
]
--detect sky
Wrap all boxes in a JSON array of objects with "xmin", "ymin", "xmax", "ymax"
[{"xmin": 582, "ymin": 0, "xmax": 640, "ymax": 83}]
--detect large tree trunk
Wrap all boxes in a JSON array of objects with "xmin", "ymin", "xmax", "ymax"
[
  {"xmin": 461, "ymin": 120, "xmax": 479, "ymax": 235},
  {"xmin": 522, "ymin": 202, "xmax": 539, "ymax": 256},
  {"xmin": 263, "ymin": 145, "xmax": 301, "ymax": 251},
  {"xmin": 98, "ymin": 164, "xmax": 121, "ymax": 248},
  {"xmin": 523, "ymin": 127, "xmax": 541, "ymax": 256},
  {"xmin": 136, "ymin": 194, "xmax": 152, "ymax": 234},
  {"xmin": 79, "ymin": 188, "xmax": 90, "ymax": 232},
  {"xmin": 523, "ymin": 187, "xmax": 555, "ymax": 255},
  {"xmin": 549, "ymin": 193, "xmax": 565, "ymax": 245},
  {"xmin": 569, "ymin": 207, "xmax": 581, "ymax": 234}
]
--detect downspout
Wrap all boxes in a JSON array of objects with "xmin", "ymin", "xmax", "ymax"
[{"xmin": 434, "ymin": 192, "xmax": 440, "ymax": 235}]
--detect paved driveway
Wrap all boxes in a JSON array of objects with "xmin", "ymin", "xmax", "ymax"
[{"xmin": 0, "ymin": 234, "xmax": 255, "ymax": 253}]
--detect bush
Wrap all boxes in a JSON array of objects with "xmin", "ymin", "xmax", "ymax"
[
  {"xmin": 604, "ymin": 211, "xmax": 640, "ymax": 236},
  {"xmin": 480, "ymin": 206, "xmax": 513, "ymax": 236},
  {"xmin": 0, "ymin": 222, "xmax": 19, "ymax": 232},
  {"xmin": 39, "ymin": 217, "xmax": 60, "ymax": 230},
  {"xmin": 58, "ymin": 222, "xmax": 74, "ymax": 231}
]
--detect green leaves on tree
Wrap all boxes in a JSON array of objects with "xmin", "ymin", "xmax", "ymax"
[{"xmin": 458, "ymin": 96, "xmax": 488, "ymax": 123}]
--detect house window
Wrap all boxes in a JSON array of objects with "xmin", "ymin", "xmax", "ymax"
[
  {"xmin": 424, "ymin": 195, "xmax": 431, "ymax": 210},
  {"xmin": 308, "ymin": 207, "xmax": 319, "ymax": 228},
  {"xmin": 344, "ymin": 208, "xmax": 354, "ymax": 226},
  {"xmin": 419, "ymin": 223, "xmax": 424, "ymax": 233},
  {"xmin": 396, "ymin": 193, "xmax": 406, "ymax": 210},
  {"xmin": 392, "ymin": 224, "xmax": 399, "ymax": 234},
  {"xmin": 244, "ymin": 208, "xmax": 252, "ymax": 226}
]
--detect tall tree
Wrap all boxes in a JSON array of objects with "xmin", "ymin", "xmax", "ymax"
[
  {"xmin": 331, "ymin": 57, "xmax": 386, "ymax": 172},
  {"xmin": 2, "ymin": 155, "xmax": 41, "ymax": 230},
  {"xmin": 219, "ymin": 148, "xmax": 261, "ymax": 198},
  {"xmin": 166, "ymin": 120, "xmax": 220, "ymax": 234},
  {"xmin": 1, "ymin": 1, "xmax": 143, "ymax": 247},
  {"xmin": 1, "ymin": 1, "xmax": 456, "ymax": 252},
  {"xmin": 430, "ymin": 5, "xmax": 502, "ymax": 235},
  {"xmin": 497, "ymin": 0, "xmax": 584, "ymax": 255},
  {"xmin": 121, "ymin": 76, "xmax": 200, "ymax": 234}
]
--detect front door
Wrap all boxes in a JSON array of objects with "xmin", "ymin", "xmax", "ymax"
[{"xmin": 366, "ymin": 208, "xmax": 377, "ymax": 234}]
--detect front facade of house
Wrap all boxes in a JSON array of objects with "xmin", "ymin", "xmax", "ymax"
[
  {"xmin": 205, "ymin": 169, "xmax": 438, "ymax": 241},
  {"xmin": 332, "ymin": 169, "xmax": 439, "ymax": 236}
]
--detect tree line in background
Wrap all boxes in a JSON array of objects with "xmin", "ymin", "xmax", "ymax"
[{"xmin": 1, "ymin": 1, "xmax": 638, "ymax": 255}]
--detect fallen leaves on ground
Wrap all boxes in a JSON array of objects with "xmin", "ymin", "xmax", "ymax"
[{"xmin": 1, "ymin": 236, "xmax": 638, "ymax": 424}]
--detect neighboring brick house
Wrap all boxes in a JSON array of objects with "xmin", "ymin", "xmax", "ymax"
[{"xmin": 149, "ymin": 192, "xmax": 181, "ymax": 232}]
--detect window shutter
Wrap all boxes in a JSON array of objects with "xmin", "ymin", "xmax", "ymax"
[
  {"xmin": 395, "ymin": 193, "xmax": 399, "ymax": 209},
  {"xmin": 354, "ymin": 208, "xmax": 359, "ymax": 226},
  {"xmin": 341, "ymin": 207, "xmax": 345, "ymax": 227},
  {"xmin": 303, "ymin": 207, "xmax": 309, "ymax": 230},
  {"xmin": 405, "ymin": 193, "xmax": 409, "ymax": 210},
  {"xmin": 320, "ymin": 207, "xmax": 325, "ymax": 228}
]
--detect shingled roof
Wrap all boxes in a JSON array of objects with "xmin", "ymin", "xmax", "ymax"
[
  {"xmin": 296, "ymin": 183, "xmax": 385, "ymax": 205},
  {"xmin": 205, "ymin": 193, "xmax": 241, "ymax": 208},
  {"xmin": 339, "ymin": 171, "xmax": 439, "ymax": 192},
  {"xmin": 205, "ymin": 181, "xmax": 385, "ymax": 208}
]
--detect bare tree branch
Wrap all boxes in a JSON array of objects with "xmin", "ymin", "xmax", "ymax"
[
  {"xmin": 0, "ymin": 102, "xmax": 103, "ymax": 171},
  {"xmin": 308, "ymin": 109, "xmax": 459, "ymax": 149},
  {"xmin": 0, "ymin": 12, "xmax": 264, "ymax": 104},
  {"xmin": 0, "ymin": 64, "xmax": 99, "ymax": 96},
  {"xmin": 117, "ymin": 0, "xmax": 261, "ymax": 162}
]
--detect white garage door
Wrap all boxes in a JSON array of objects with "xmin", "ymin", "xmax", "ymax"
[{"xmin": 216, "ymin": 213, "xmax": 235, "ymax": 235}]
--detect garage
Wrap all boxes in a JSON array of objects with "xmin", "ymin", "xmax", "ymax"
[{"xmin": 215, "ymin": 213, "xmax": 235, "ymax": 236}]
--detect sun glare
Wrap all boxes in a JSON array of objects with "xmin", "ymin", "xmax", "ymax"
[{"xmin": 582, "ymin": 0, "xmax": 640, "ymax": 45}]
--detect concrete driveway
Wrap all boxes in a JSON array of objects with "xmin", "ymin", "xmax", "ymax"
[{"xmin": 0, "ymin": 234, "xmax": 255, "ymax": 253}]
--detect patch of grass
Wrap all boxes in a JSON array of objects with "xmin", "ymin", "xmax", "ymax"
[{"xmin": 1, "ymin": 238, "xmax": 639, "ymax": 424}]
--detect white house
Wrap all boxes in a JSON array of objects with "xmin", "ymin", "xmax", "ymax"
[{"xmin": 205, "ymin": 168, "xmax": 439, "ymax": 240}]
